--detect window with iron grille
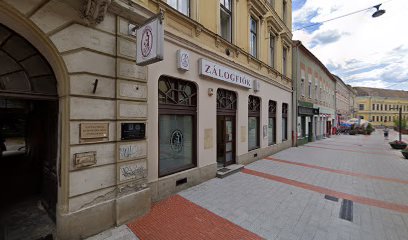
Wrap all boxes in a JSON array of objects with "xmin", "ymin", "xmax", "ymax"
[
  {"xmin": 248, "ymin": 95, "xmax": 260, "ymax": 150},
  {"xmin": 282, "ymin": 103, "xmax": 288, "ymax": 141},
  {"xmin": 158, "ymin": 76, "xmax": 197, "ymax": 177},
  {"xmin": 268, "ymin": 100, "xmax": 277, "ymax": 145}
]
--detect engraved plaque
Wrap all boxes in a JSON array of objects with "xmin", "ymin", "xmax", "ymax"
[
  {"xmin": 119, "ymin": 161, "xmax": 147, "ymax": 182},
  {"xmin": 74, "ymin": 151, "xmax": 97, "ymax": 168},
  {"xmin": 80, "ymin": 123, "xmax": 109, "ymax": 139}
]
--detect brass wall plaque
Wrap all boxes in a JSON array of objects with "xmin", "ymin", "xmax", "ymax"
[
  {"xmin": 74, "ymin": 151, "xmax": 97, "ymax": 168},
  {"xmin": 80, "ymin": 123, "xmax": 109, "ymax": 139}
]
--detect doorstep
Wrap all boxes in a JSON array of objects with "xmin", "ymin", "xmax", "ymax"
[{"xmin": 216, "ymin": 164, "xmax": 244, "ymax": 179}]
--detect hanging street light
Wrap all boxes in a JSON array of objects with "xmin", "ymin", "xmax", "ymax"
[{"xmin": 372, "ymin": 4, "xmax": 386, "ymax": 18}]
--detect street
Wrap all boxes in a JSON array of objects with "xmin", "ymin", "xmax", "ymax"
[{"xmin": 89, "ymin": 130, "xmax": 408, "ymax": 240}]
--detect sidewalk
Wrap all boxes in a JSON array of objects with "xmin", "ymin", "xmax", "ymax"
[{"xmin": 88, "ymin": 130, "xmax": 408, "ymax": 240}]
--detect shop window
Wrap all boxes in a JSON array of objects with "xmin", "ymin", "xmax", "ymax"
[
  {"xmin": 282, "ymin": 103, "xmax": 288, "ymax": 141},
  {"xmin": 249, "ymin": 17, "xmax": 257, "ymax": 57},
  {"xmin": 269, "ymin": 33, "xmax": 275, "ymax": 68},
  {"xmin": 158, "ymin": 76, "xmax": 197, "ymax": 177},
  {"xmin": 248, "ymin": 95, "xmax": 260, "ymax": 150},
  {"xmin": 359, "ymin": 104, "xmax": 364, "ymax": 110},
  {"xmin": 167, "ymin": 0, "xmax": 190, "ymax": 16},
  {"xmin": 268, "ymin": 100, "xmax": 277, "ymax": 145},
  {"xmin": 220, "ymin": 0, "xmax": 232, "ymax": 42}
]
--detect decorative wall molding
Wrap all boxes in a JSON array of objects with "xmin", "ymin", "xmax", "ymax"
[{"xmin": 81, "ymin": 0, "xmax": 112, "ymax": 25}]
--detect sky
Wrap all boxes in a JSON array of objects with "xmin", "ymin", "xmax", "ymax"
[{"xmin": 292, "ymin": 0, "xmax": 408, "ymax": 91}]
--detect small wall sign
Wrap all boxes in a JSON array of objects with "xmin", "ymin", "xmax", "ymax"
[
  {"xmin": 73, "ymin": 151, "xmax": 97, "ymax": 168},
  {"xmin": 121, "ymin": 123, "xmax": 146, "ymax": 140},
  {"xmin": 177, "ymin": 49, "xmax": 190, "ymax": 71}
]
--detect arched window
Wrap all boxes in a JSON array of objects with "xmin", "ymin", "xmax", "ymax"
[
  {"xmin": 248, "ymin": 95, "xmax": 260, "ymax": 150},
  {"xmin": 268, "ymin": 100, "xmax": 277, "ymax": 145},
  {"xmin": 158, "ymin": 76, "xmax": 197, "ymax": 177}
]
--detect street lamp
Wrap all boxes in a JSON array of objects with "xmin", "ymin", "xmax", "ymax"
[
  {"xmin": 372, "ymin": 4, "xmax": 386, "ymax": 18},
  {"xmin": 390, "ymin": 106, "xmax": 402, "ymax": 142}
]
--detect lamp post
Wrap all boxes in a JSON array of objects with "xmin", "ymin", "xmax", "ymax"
[{"xmin": 390, "ymin": 106, "xmax": 402, "ymax": 142}]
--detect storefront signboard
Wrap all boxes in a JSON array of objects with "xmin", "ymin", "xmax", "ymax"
[
  {"xmin": 136, "ymin": 12, "xmax": 164, "ymax": 66},
  {"xmin": 199, "ymin": 59, "xmax": 252, "ymax": 89}
]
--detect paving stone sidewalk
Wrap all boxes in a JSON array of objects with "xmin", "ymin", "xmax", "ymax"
[{"xmin": 88, "ymin": 129, "xmax": 408, "ymax": 240}]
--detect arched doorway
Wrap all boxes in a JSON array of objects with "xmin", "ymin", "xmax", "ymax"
[{"xmin": 0, "ymin": 23, "xmax": 58, "ymax": 239}]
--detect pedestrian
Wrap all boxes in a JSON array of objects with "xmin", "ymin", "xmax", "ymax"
[{"xmin": 383, "ymin": 126, "xmax": 389, "ymax": 140}]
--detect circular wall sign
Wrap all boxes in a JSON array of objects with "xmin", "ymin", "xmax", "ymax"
[
  {"xmin": 140, "ymin": 26, "xmax": 153, "ymax": 58},
  {"xmin": 170, "ymin": 129, "xmax": 184, "ymax": 153}
]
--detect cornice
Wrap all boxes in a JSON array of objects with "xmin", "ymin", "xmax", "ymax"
[{"xmin": 248, "ymin": 0, "xmax": 269, "ymax": 18}]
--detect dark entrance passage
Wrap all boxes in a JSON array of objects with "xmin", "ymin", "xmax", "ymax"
[
  {"xmin": 0, "ymin": 24, "xmax": 58, "ymax": 240},
  {"xmin": 216, "ymin": 89, "xmax": 237, "ymax": 167}
]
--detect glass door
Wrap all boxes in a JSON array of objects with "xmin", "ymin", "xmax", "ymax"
[{"xmin": 217, "ymin": 115, "xmax": 235, "ymax": 167}]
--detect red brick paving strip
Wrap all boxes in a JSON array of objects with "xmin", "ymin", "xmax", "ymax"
[
  {"xmin": 242, "ymin": 168, "xmax": 408, "ymax": 214},
  {"xmin": 127, "ymin": 194, "xmax": 263, "ymax": 240},
  {"xmin": 304, "ymin": 145, "xmax": 391, "ymax": 156},
  {"xmin": 264, "ymin": 157, "xmax": 408, "ymax": 185}
]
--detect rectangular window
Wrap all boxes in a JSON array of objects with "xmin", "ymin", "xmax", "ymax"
[
  {"xmin": 250, "ymin": 17, "xmax": 257, "ymax": 57},
  {"xmin": 380, "ymin": 116, "xmax": 383, "ymax": 122},
  {"xmin": 248, "ymin": 95, "xmax": 260, "ymax": 150},
  {"xmin": 168, "ymin": 0, "xmax": 190, "ymax": 16},
  {"xmin": 359, "ymin": 104, "xmax": 364, "ymax": 110},
  {"xmin": 300, "ymin": 79, "xmax": 305, "ymax": 96},
  {"xmin": 385, "ymin": 105, "xmax": 387, "ymax": 111},
  {"xmin": 269, "ymin": 33, "xmax": 275, "ymax": 68},
  {"xmin": 315, "ymin": 85, "xmax": 318, "ymax": 99},
  {"xmin": 372, "ymin": 116, "xmax": 375, "ymax": 121},
  {"xmin": 268, "ymin": 100, "xmax": 277, "ymax": 145},
  {"xmin": 248, "ymin": 116, "xmax": 259, "ymax": 150},
  {"xmin": 282, "ymin": 47, "xmax": 287, "ymax": 77},
  {"xmin": 376, "ymin": 116, "xmax": 379, "ymax": 122},
  {"xmin": 377, "ymin": 104, "xmax": 379, "ymax": 111},
  {"xmin": 372, "ymin": 104, "xmax": 375, "ymax": 110},
  {"xmin": 282, "ymin": 103, "xmax": 288, "ymax": 141},
  {"xmin": 159, "ymin": 115, "xmax": 194, "ymax": 176},
  {"xmin": 308, "ymin": 82, "xmax": 312, "ymax": 98},
  {"xmin": 220, "ymin": 0, "xmax": 232, "ymax": 42},
  {"xmin": 380, "ymin": 104, "xmax": 383, "ymax": 111}
]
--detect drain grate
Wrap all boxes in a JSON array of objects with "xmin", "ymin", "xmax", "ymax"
[
  {"xmin": 218, "ymin": 168, "xmax": 231, "ymax": 173},
  {"xmin": 339, "ymin": 199, "xmax": 353, "ymax": 222},
  {"xmin": 324, "ymin": 195, "xmax": 339, "ymax": 202}
]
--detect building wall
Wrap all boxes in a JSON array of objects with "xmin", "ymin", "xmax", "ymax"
[
  {"xmin": 335, "ymin": 79, "xmax": 351, "ymax": 123},
  {"xmin": 0, "ymin": 0, "xmax": 293, "ymax": 239},
  {"xmin": 356, "ymin": 96, "xmax": 408, "ymax": 127}
]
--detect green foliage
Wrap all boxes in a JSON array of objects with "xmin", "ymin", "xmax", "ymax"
[
  {"xmin": 365, "ymin": 123, "xmax": 374, "ymax": 135},
  {"xmin": 393, "ymin": 118, "xmax": 407, "ymax": 129}
]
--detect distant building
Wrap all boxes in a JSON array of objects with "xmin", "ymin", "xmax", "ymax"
[
  {"xmin": 292, "ymin": 41, "xmax": 336, "ymax": 146},
  {"xmin": 354, "ymin": 87, "xmax": 408, "ymax": 127},
  {"xmin": 333, "ymin": 75, "xmax": 356, "ymax": 124}
]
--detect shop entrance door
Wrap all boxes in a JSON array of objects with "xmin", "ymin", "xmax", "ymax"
[
  {"xmin": 216, "ymin": 89, "xmax": 237, "ymax": 168},
  {"xmin": 217, "ymin": 115, "xmax": 235, "ymax": 167}
]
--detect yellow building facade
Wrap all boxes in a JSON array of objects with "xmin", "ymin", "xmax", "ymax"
[{"xmin": 354, "ymin": 87, "xmax": 408, "ymax": 127}]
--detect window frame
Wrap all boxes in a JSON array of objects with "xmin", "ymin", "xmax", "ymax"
[
  {"xmin": 249, "ymin": 16, "xmax": 258, "ymax": 57},
  {"xmin": 158, "ymin": 76, "xmax": 197, "ymax": 177},
  {"xmin": 282, "ymin": 103, "xmax": 288, "ymax": 141},
  {"xmin": 168, "ymin": 0, "xmax": 190, "ymax": 17},
  {"xmin": 282, "ymin": 46, "xmax": 287, "ymax": 77},
  {"xmin": 268, "ymin": 100, "xmax": 277, "ymax": 145},
  {"xmin": 269, "ymin": 33, "xmax": 275, "ymax": 68},
  {"xmin": 248, "ymin": 95, "xmax": 261, "ymax": 150},
  {"xmin": 220, "ymin": 0, "xmax": 232, "ymax": 42}
]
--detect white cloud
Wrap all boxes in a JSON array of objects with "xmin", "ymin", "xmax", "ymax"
[{"xmin": 293, "ymin": 0, "xmax": 408, "ymax": 90}]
